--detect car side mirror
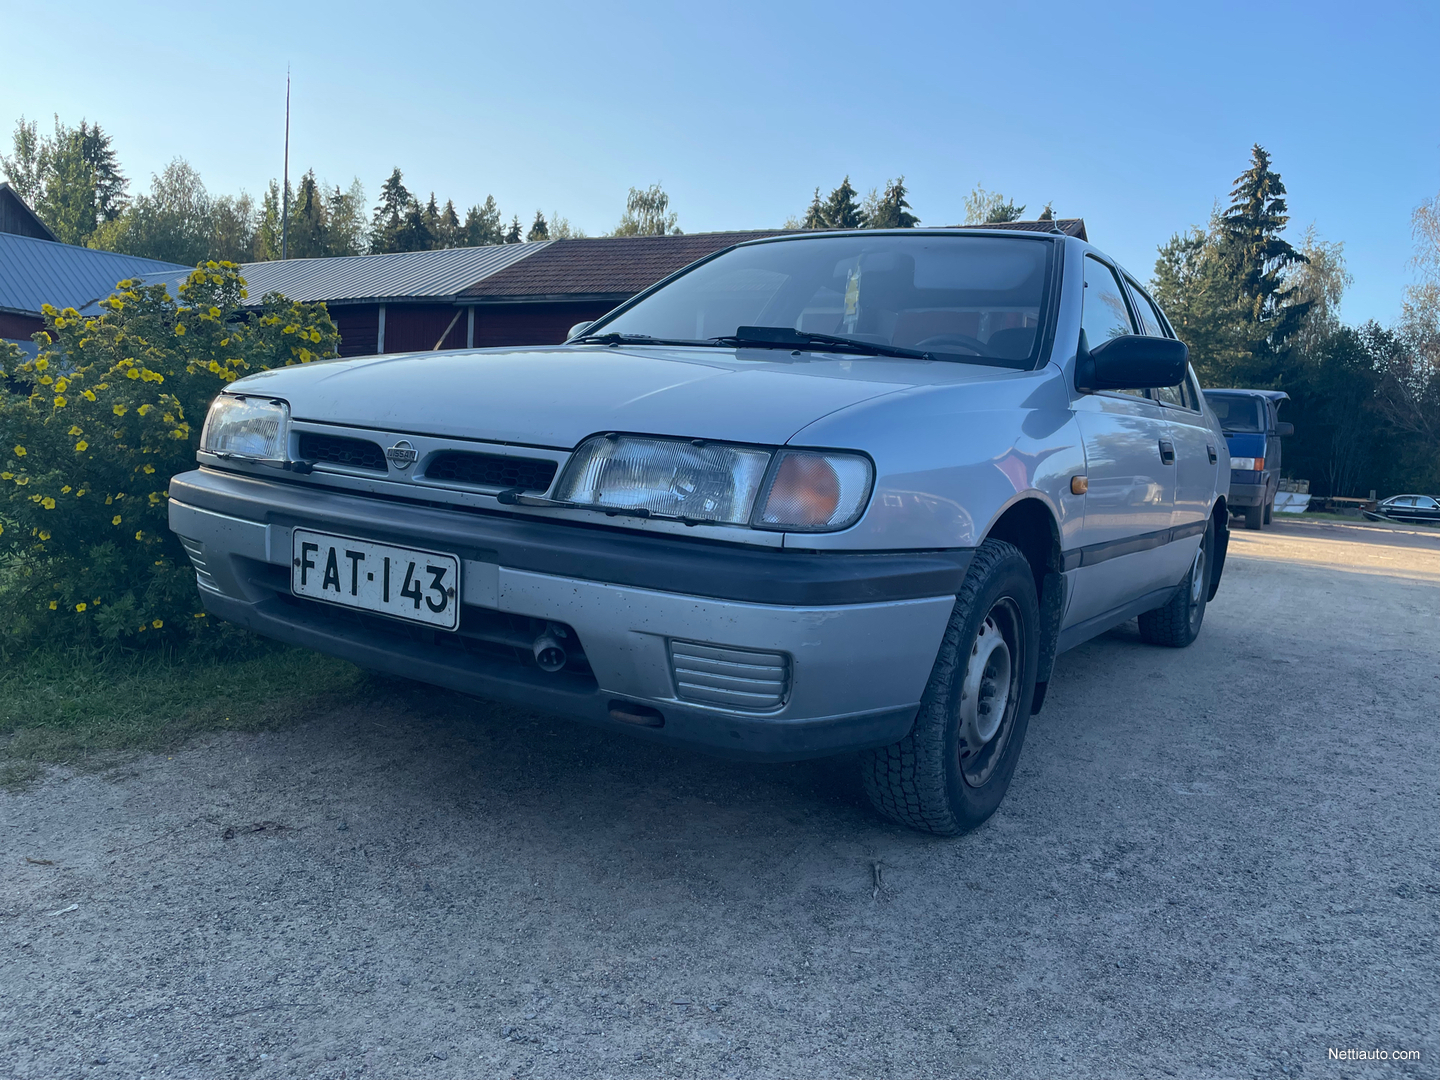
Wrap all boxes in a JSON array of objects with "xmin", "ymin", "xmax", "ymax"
[
  {"xmin": 1076, "ymin": 334, "xmax": 1189, "ymax": 393},
  {"xmin": 567, "ymin": 321, "xmax": 594, "ymax": 340},
  {"xmin": 1275, "ymin": 421, "xmax": 1294, "ymax": 437}
]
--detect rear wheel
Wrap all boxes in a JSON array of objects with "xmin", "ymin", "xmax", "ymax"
[
  {"xmin": 1244, "ymin": 503, "xmax": 1264, "ymax": 530},
  {"xmin": 862, "ymin": 539, "xmax": 1039, "ymax": 835},
  {"xmin": 1138, "ymin": 518, "xmax": 1213, "ymax": 648}
]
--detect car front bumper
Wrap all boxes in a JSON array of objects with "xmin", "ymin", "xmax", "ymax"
[
  {"xmin": 1227, "ymin": 478, "xmax": 1268, "ymax": 507},
  {"xmin": 168, "ymin": 468, "xmax": 965, "ymax": 760}
]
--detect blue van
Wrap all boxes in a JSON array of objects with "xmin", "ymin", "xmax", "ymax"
[{"xmin": 1201, "ymin": 389, "xmax": 1293, "ymax": 529}]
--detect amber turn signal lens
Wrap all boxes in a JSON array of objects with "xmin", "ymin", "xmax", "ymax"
[
  {"xmin": 1071, "ymin": 475, "xmax": 1089, "ymax": 495},
  {"xmin": 766, "ymin": 453, "xmax": 841, "ymax": 527}
]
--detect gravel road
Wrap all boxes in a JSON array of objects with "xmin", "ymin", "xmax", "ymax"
[{"xmin": 3, "ymin": 518, "xmax": 1437, "ymax": 1079}]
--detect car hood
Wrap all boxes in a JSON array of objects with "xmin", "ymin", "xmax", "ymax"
[
  {"xmin": 227, "ymin": 344, "xmax": 1012, "ymax": 448},
  {"xmin": 1221, "ymin": 431, "xmax": 1266, "ymax": 457}
]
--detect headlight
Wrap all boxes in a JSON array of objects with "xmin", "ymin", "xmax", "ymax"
[
  {"xmin": 548, "ymin": 435, "xmax": 873, "ymax": 531},
  {"xmin": 200, "ymin": 395, "xmax": 290, "ymax": 460},
  {"xmin": 554, "ymin": 435, "xmax": 772, "ymax": 524},
  {"xmin": 1230, "ymin": 456, "xmax": 1260, "ymax": 471},
  {"xmin": 753, "ymin": 450, "xmax": 873, "ymax": 531}
]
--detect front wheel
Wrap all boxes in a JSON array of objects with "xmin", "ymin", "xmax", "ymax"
[
  {"xmin": 1138, "ymin": 518, "xmax": 1213, "ymax": 648},
  {"xmin": 862, "ymin": 539, "xmax": 1040, "ymax": 835},
  {"xmin": 1244, "ymin": 503, "xmax": 1264, "ymax": 530}
]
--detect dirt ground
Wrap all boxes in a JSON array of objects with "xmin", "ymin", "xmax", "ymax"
[{"xmin": 3, "ymin": 517, "xmax": 1437, "ymax": 1080}]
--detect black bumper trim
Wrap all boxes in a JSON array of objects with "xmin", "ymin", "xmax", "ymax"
[{"xmin": 171, "ymin": 468, "xmax": 973, "ymax": 607}]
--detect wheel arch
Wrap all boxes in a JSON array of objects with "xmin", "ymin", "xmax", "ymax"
[{"xmin": 980, "ymin": 495, "xmax": 1065, "ymax": 713}]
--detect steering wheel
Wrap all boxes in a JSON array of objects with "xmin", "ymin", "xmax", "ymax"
[{"xmin": 911, "ymin": 333, "xmax": 989, "ymax": 355}]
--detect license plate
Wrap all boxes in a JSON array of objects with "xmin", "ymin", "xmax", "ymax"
[{"xmin": 291, "ymin": 529, "xmax": 460, "ymax": 630}]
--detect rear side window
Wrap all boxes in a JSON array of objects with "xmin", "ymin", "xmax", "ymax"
[{"xmin": 1126, "ymin": 278, "xmax": 1164, "ymax": 336}]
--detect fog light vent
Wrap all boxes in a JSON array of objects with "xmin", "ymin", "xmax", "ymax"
[
  {"xmin": 178, "ymin": 535, "xmax": 218, "ymax": 592},
  {"xmin": 668, "ymin": 641, "xmax": 790, "ymax": 711}
]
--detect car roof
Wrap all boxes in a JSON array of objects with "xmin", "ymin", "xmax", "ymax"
[{"xmin": 731, "ymin": 227, "xmax": 1064, "ymax": 248}]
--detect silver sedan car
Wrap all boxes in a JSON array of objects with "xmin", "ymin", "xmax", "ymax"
[{"xmin": 170, "ymin": 229, "xmax": 1230, "ymax": 834}]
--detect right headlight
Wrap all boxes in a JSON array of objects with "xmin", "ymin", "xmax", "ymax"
[
  {"xmin": 200, "ymin": 394, "xmax": 290, "ymax": 461},
  {"xmin": 551, "ymin": 435, "xmax": 873, "ymax": 532}
]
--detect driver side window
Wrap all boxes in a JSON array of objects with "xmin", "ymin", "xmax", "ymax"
[{"xmin": 1082, "ymin": 256, "xmax": 1142, "ymax": 395}]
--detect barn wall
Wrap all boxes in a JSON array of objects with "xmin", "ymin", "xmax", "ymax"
[
  {"xmin": 0, "ymin": 311, "xmax": 44, "ymax": 339},
  {"xmin": 384, "ymin": 303, "xmax": 469, "ymax": 354},
  {"xmin": 473, "ymin": 301, "xmax": 620, "ymax": 349},
  {"xmin": 323, "ymin": 299, "xmax": 626, "ymax": 359},
  {"xmin": 330, "ymin": 305, "xmax": 380, "ymax": 358}
]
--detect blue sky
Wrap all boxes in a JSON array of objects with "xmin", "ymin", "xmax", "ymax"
[{"xmin": 2, "ymin": 0, "xmax": 1434, "ymax": 325}]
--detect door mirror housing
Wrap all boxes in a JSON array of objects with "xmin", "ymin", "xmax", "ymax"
[
  {"xmin": 1076, "ymin": 334, "xmax": 1189, "ymax": 393},
  {"xmin": 1274, "ymin": 421, "xmax": 1294, "ymax": 437},
  {"xmin": 567, "ymin": 321, "xmax": 594, "ymax": 340}
]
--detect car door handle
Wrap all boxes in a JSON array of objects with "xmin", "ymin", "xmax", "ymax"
[
  {"xmin": 1207, "ymin": 443, "xmax": 1217, "ymax": 464},
  {"xmin": 1158, "ymin": 439, "xmax": 1176, "ymax": 465}
]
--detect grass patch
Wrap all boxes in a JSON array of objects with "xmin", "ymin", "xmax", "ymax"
[{"xmin": 0, "ymin": 644, "xmax": 370, "ymax": 789}]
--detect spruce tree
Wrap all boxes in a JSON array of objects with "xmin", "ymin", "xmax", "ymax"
[
  {"xmin": 391, "ymin": 201, "xmax": 434, "ymax": 252},
  {"xmin": 464, "ymin": 196, "xmax": 503, "ymax": 246},
  {"xmin": 288, "ymin": 170, "xmax": 328, "ymax": 258},
  {"xmin": 370, "ymin": 168, "xmax": 414, "ymax": 253},
  {"xmin": 420, "ymin": 193, "xmax": 442, "ymax": 245},
  {"xmin": 527, "ymin": 210, "xmax": 549, "ymax": 242},
  {"xmin": 867, "ymin": 177, "xmax": 919, "ymax": 229},
  {"xmin": 503, "ymin": 216, "xmax": 523, "ymax": 244},
  {"xmin": 436, "ymin": 199, "xmax": 461, "ymax": 248},
  {"xmin": 802, "ymin": 188, "xmax": 826, "ymax": 229},
  {"xmin": 821, "ymin": 177, "xmax": 865, "ymax": 229},
  {"xmin": 1218, "ymin": 144, "xmax": 1310, "ymax": 373}
]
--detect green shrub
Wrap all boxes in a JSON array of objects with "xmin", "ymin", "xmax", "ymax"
[{"xmin": 0, "ymin": 262, "xmax": 340, "ymax": 651}]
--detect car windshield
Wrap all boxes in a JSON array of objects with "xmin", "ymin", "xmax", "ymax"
[
  {"xmin": 588, "ymin": 234, "xmax": 1055, "ymax": 369},
  {"xmin": 1205, "ymin": 393, "xmax": 1266, "ymax": 432}
]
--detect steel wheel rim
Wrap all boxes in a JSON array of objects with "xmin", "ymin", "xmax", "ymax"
[
  {"xmin": 1189, "ymin": 545, "xmax": 1206, "ymax": 606},
  {"xmin": 957, "ymin": 597, "xmax": 1023, "ymax": 788}
]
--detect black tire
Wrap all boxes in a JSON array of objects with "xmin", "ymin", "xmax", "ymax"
[
  {"xmin": 1263, "ymin": 499, "xmax": 1273, "ymax": 525},
  {"xmin": 861, "ymin": 539, "xmax": 1040, "ymax": 835},
  {"xmin": 1244, "ymin": 503, "xmax": 1264, "ymax": 530},
  {"xmin": 1138, "ymin": 518, "xmax": 1213, "ymax": 648}
]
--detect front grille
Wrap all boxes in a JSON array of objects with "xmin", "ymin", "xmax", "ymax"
[
  {"xmin": 669, "ymin": 641, "xmax": 790, "ymax": 711},
  {"xmin": 425, "ymin": 451, "xmax": 557, "ymax": 492},
  {"xmin": 177, "ymin": 534, "xmax": 218, "ymax": 591},
  {"xmin": 298, "ymin": 432, "xmax": 387, "ymax": 472}
]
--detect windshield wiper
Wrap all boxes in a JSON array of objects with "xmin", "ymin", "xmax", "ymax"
[
  {"xmin": 573, "ymin": 332, "xmax": 712, "ymax": 347},
  {"xmin": 715, "ymin": 325, "xmax": 937, "ymax": 361}
]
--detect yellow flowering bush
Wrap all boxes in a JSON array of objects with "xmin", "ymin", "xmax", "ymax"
[{"xmin": 1, "ymin": 262, "xmax": 339, "ymax": 648}]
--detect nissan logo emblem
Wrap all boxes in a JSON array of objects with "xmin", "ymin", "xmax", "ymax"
[{"xmin": 385, "ymin": 440, "xmax": 418, "ymax": 469}]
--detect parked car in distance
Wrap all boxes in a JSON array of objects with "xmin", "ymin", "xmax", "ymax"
[
  {"xmin": 1363, "ymin": 495, "xmax": 1440, "ymax": 525},
  {"xmin": 1202, "ymin": 388, "xmax": 1293, "ymax": 530},
  {"xmin": 170, "ymin": 228, "xmax": 1231, "ymax": 834}
]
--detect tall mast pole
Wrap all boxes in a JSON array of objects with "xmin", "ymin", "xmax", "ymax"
[{"xmin": 281, "ymin": 67, "xmax": 291, "ymax": 260}]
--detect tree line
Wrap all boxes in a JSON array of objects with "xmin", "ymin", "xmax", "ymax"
[
  {"xmin": 4, "ymin": 117, "xmax": 1436, "ymax": 497},
  {"xmin": 1151, "ymin": 145, "xmax": 1439, "ymax": 499},
  {"xmin": 1, "ymin": 116, "xmax": 686, "ymax": 266}
]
